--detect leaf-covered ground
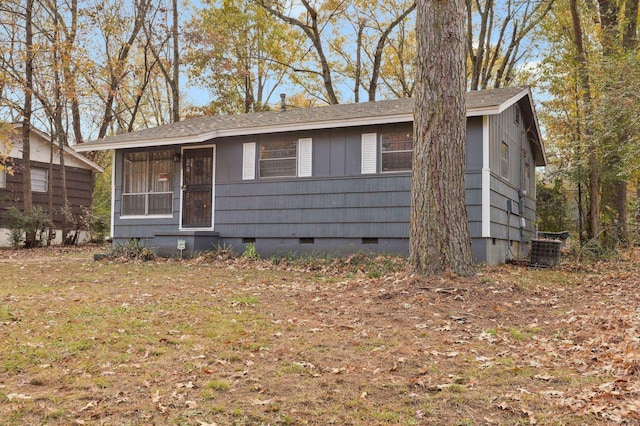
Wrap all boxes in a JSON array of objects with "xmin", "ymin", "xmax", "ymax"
[{"xmin": 0, "ymin": 246, "xmax": 638, "ymax": 425}]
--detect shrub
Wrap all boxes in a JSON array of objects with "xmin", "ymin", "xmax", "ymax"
[
  {"xmin": 242, "ymin": 242, "xmax": 260, "ymax": 260},
  {"xmin": 110, "ymin": 239, "xmax": 155, "ymax": 261},
  {"xmin": 3, "ymin": 206, "xmax": 52, "ymax": 247},
  {"xmin": 3, "ymin": 207, "xmax": 25, "ymax": 247}
]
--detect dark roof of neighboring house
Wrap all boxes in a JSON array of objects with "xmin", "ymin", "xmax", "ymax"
[{"xmin": 74, "ymin": 86, "xmax": 544, "ymax": 165}]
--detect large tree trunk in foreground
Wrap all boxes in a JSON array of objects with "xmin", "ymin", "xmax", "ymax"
[{"xmin": 410, "ymin": 0, "xmax": 474, "ymax": 276}]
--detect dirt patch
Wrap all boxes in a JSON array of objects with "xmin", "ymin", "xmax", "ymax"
[{"xmin": 0, "ymin": 247, "xmax": 639, "ymax": 424}]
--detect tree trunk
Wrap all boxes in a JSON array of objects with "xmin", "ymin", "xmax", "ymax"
[
  {"xmin": 597, "ymin": 0, "xmax": 637, "ymax": 246},
  {"xmin": 171, "ymin": 0, "xmax": 180, "ymax": 122},
  {"xmin": 570, "ymin": 0, "xmax": 599, "ymax": 239},
  {"xmin": 410, "ymin": 0, "xmax": 474, "ymax": 277},
  {"xmin": 52, "ymin": 6, "xmax": 70, "ymax": 243},
  {"xmin": 22, "ymin": 0, "xmax": 34, "ymax": 220},
  {"xmin": 97, "ymin": 0, "xmax": 150, "ymax": 138},
  {"xmin": 258, "ymin": 0, "xmax": 339, "ymax": 104},
  {"xmin": 367, "ymin": 2, "xmax": 416, "ymax": 101}
]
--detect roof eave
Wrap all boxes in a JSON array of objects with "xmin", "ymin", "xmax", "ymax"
[{"xmin": 74, "ymin": 113, "xmax": 416, "ymax": 151}]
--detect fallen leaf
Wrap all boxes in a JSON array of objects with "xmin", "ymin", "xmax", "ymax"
[
  {"xmin": 79, "ymin": 400, "xmax": 98, "ymax": 411},
  {"xmin": 534, "ymin": 374, "xmax": 555, "ymax": 382},
  {"xmin": 7, "ymin": 393, "xmax": 32, "ymax": 401}
]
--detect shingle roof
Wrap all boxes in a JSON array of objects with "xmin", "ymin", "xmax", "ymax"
[{"xmin": 75, "ymin": 86, "xmax": 532, "ymax": 151}]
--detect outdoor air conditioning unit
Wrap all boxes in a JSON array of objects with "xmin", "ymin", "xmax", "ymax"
[{"xmin": 530, "ymin": 238, "xmax": 562, "ymax": 267}]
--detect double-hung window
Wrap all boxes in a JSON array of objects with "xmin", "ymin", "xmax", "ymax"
[
  {"xmin": 362, "ymin": 132, "xmax": 413, "ymax": 174},
  {"xmin": 259, "ymin": 141, "xmax": 297, "ymax": 178},
  {"xmin": 243, "ymin": 139, "xmax": 312, "ymax": 180},
  {"xmin": 122, "ymin": 151, "xmax": 174, "ymax": 216},
  {"xmin": 381, "ymin": 132, "xmax": 413, "ymax": 172},
  {"xmin": 31, "ymin": 168, "xmax": 48, "ymax": 192}
]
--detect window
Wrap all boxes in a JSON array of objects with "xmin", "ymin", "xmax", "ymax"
[
  {"xmin": 31, "ymin": 168, "xmax": 48, "ymax": 192},
  {"xmin": 244, "ymin": 140, "xmax": 312, "ymax": 180},
  {"xmin": 259, "ymin": 141, "xmax": 297, "ymax": 178},
  {"xmin": 381, "ymin": 132, "xmax": 413, "ymax": 172},
  {"xmin": 514, "ymin": 104, "xmax": 521, "ymax": 126},
  {"xmin": 122, "ymin": 150, "xmax": 174, "ymax": 216},
  {"xmin": 524, "ymin": 162, "xmax": 531, "ymax": 194},
  {"xmin": 0, "ymin": 168, "xmax": 6, "ymax": 189},
  {"xmin": 501, "ymin": 141, "xmax": 509, "ymax": 180}
]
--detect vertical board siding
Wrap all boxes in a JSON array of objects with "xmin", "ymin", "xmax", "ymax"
[{"xmin": 486, "ymin": 101, "xmax": 539, "ymax": 261}]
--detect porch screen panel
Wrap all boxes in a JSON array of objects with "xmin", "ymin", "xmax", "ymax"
[
  {"xmin": 148, "ymin": 151, "xmax": 173, "ymax": 215},
  {"xmin": 122, "ymin": 151, "xmax": 174, "ymax": 216},
  {"xmin": 122, "ymin": 152, "xmax": 147, "ymax": 216}
]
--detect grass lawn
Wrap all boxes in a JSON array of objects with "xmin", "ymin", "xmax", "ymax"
[{"xmin": 0, "ymin": 246, "xmax": 638, "ymax": 425}]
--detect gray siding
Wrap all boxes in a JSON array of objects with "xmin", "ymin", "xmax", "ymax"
[
  {"xmin": 111, "ymin": 113, "xmax": 538, "ymax": 264},
  {"xmin": 466, "ymin": 116, "xmax": 483, "ymax": 171},
  {"xmin": 486, "ymin": 100, "xmax": 538, "ymax": 261},
  {"xmin": 112, "ymin": 148, "xmax": 182, "ymax": 243},
  {"xmin": 215, "ymin": 175, "xmax": 411, "ymax": 239}
]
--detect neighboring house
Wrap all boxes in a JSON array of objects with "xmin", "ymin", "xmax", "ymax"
[
  {"xmin": 75, "ymin": 86, "xmax": 546, "ymax": 264},
  {"xmin": 0, "ymin": 123, "xmax": 103, "ymax": 246}
]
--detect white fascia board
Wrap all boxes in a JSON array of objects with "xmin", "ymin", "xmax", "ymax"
[
  {"xmin": 11, "ymin": 123, "xmax": 104, "ymax": 172},
  {"xmin": 494, "ymin": 90, "xmax": 528, "ymax": 114},
  {"xmin": 64, "ymin": 146, "xmax": 104, "ymax": 172},
  {"xmin": 466, "ymin": 90, "xmax": 528, "ymax": 117},
  {"xmin": 466, "ymin": 106, "xmax": 502, "ymax": 117},
  {"xmin": 524, "ymin": 91, "xmax": 547, "ymax": 166},
  {"xmin": 73, "ymin": 134, "xmax": 208, "ymax": 152}
]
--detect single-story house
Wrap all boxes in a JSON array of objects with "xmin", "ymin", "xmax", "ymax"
[
  {"xmin": 74, "ymin": 86, "xmax": 546, "ymax": 264},
  {"xmin": 0, "ymin": 123, "xmax": 103, "ymax": 246}
]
